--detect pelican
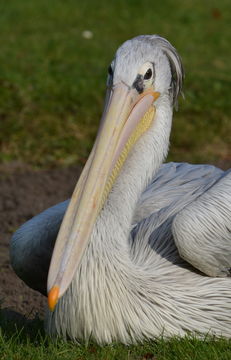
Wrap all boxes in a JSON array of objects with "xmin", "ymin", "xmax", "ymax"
[{"xmin": 10, "ymin": 35, "xmax": 231, "ymax": 344}]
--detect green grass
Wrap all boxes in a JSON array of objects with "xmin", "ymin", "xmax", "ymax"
[
  {"xmin": 0, "ymin": 0, "xmax": 230, "ymax": 167},
  {"xmin": 1, "ymin": 316, "xmax": 231, "ymax": 360}
]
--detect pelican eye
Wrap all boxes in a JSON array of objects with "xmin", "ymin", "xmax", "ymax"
[{"xmin": 144, "ymin": 68, "xmax": 152, "ymax": 80}]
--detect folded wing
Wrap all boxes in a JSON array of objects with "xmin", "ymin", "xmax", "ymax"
[{"xmin": 173, "ymin": 169, "xmax": 231, "ymax": 277}]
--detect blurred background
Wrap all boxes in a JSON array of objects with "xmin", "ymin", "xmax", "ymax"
[{"xmin": 0, "ymin": 0, "xmax": 230, "ymax": 168}]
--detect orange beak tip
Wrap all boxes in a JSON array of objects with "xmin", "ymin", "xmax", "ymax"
[{"xmin": 48, "ymin": 285, "xmax": 60, "ymax": 311}]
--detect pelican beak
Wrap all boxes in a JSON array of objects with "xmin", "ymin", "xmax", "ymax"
[{"xmin": 47, "ymin": 83, "xmax": 160, "ymax": 310}]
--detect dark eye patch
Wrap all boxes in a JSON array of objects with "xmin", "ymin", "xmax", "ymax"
[
  {"xmin": 133, "ymin": 74, "xmax": 144, "ymax": 94},
  {"xmin": 108, "ymin": 65, "xmax": 113, "ymax": 76}
]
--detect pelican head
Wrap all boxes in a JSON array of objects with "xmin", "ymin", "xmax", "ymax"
[{"xmin": 47, "ymin": 35, "xmax": 183, "ymax": 310}]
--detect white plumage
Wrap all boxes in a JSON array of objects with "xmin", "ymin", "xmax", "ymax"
[{"xmin": 10, "ymin": 35, "xmax": 231, "ymax": 344}]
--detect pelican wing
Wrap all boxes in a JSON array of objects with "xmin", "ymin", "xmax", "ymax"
[
  {"xmin": 131, "ymin": 162, "xmax": 225, "ymax": 269},
  {"xmin": 134, "ymin": 162, "xmax": 223, "ymax": 225},
  {"xmin": 10, "ymin": 200, "xmax": 69, "ymax": 295},
  {"xmin": 172, "ymin": 169, "xmax": 231, "ymax": 277}
]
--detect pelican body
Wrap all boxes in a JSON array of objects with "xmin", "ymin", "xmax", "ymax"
[{"xmin": 10, "ymin": 35, "xmax": 231, "ymax": 344}]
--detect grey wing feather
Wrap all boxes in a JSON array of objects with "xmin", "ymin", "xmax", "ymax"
[
  {"xmin": 173, "ymin": 169, "xmax": 231, "ymax": 277},
  {"xmin": 131, "ymin": 162, "xmax": 225, "ymax": 269},
  {"xmin": 134, "ymin": 162, "xmax": 223, "ymax": 225},
  {"xmin": 10, "ymin": 200, "xmax": 69, "ymax": 294}
]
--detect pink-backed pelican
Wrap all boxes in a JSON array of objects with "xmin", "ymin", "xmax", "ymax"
[{"xmin": 10, "ymin": 35, "xmax": 231, "ymax": 344}]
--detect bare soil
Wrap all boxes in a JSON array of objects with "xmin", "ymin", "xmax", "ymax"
[
  {"xmin": 0, "ymin": 159, "xmax": 230, "ymax": 323},
  {"xmin": 0, "ymin": 162, "xmax": 81, "ymax": 320}
]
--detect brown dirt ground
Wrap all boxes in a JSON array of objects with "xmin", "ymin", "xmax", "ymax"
[
  {"xmin": 0, "ymin": 159, "xmax": 230, "ymax": 324},
  {"xmin": 0, "ymin": 162, "xmax": 81, "ymax": 322}
]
